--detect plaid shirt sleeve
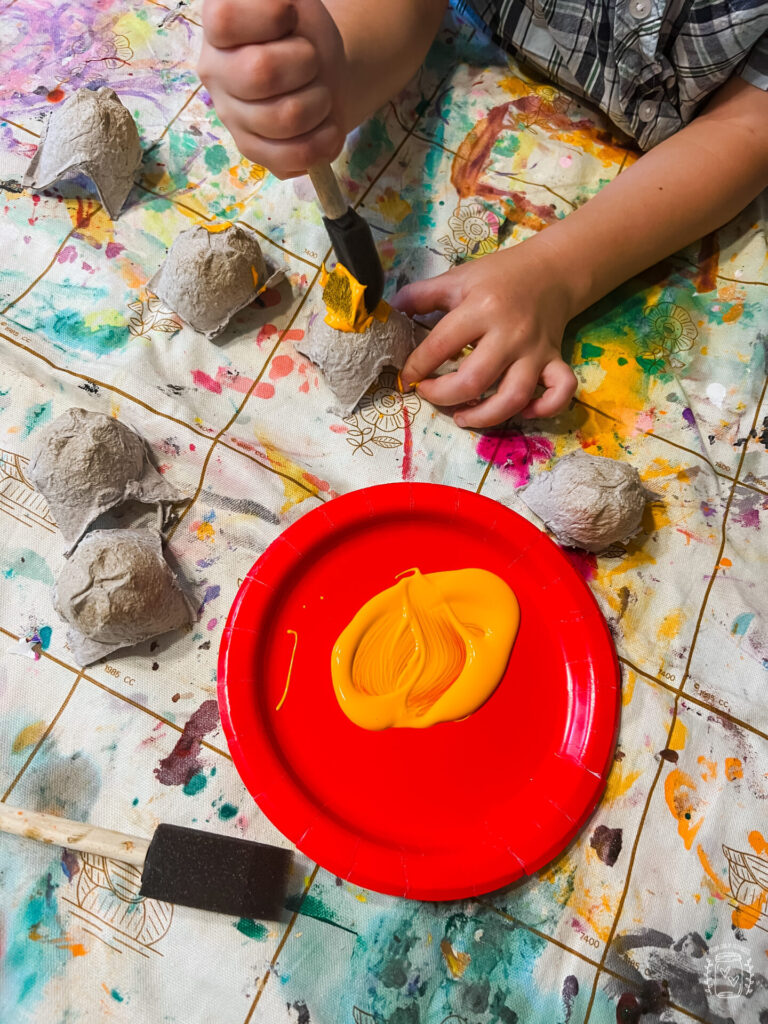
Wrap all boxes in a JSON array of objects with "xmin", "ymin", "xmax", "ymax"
[
  {"xmin": 464, "ymin": 1, "xmax": 768, "ymax": 150},
  {"xmin": 740, "ymin": 31, "xmax": 768, "ymax": 92}
]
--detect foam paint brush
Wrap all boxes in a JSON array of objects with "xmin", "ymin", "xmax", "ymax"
[
  {"xmin": 309, "ymin": 163, "xmax": 384, "ymax": 313},
  {"xmin": 0, "ymin": 803, "xmax": 292, "ymax": 920}
]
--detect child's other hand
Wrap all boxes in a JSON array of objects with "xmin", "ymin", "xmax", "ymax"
[
  {"xmin": 198, "ymin": 0, "xmax": 346, "ymax": 178},
  {"xmin": 393, "ymin": 242, "xmax": 578, "ymax": 427}
]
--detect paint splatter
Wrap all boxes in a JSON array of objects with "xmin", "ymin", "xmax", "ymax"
[
  {"xmin": 561, "ymin": 974, "xmax": 578, "ymax": 1023},
  {"xmin": 154, "ymin": 699, "xmax": 219, "ymax": 787},
  {"xmin": 218, "ymin": 803, "xmax": 237, "ymax": 820},
  {"xmin": 590, "ymin": 825, "xmax": 623, "ymax": 867},
  {"xmin": 476, "ymin": 431, "xmax": 553, "ymax": 487},
  {"xmin": 235, "ymin": 918, "xmax": 268, "ymax": 940}
]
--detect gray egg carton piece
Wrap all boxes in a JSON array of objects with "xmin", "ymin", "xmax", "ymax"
[
  {"xmin": 28, "ymin": 407, "xmax": 185, "ymax": 554},
  {"xmin": 519, "ymin": 450, "xmax": 654, "ymax": 553},
  {"xmin": 23, "ymin": 87, "xmax": 142, "ymax": 219},
  {"xmin": 148, "ymin": 223, "xmax": 283, "ymax": 339},
  {"xmin": 295, "ymin": 306, "xmax": 417, "ymax": 416},
  {"xmin": 54, "ymin": 528, "xmax": 196, "ymax": 666}
]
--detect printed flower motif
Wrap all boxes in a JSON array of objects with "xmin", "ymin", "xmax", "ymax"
[
  {"xmin": 444, "ymin": 203, "xmax": 500, "ymax": 258},
  {"xmin": 644, "ymin": 303, "xmax": 698, "ymax": 353},
  {"xmin": 358, "ymin": 371, "xmax": 422, "ymax": 432}
]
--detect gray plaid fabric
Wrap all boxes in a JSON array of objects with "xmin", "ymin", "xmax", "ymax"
[{"xmin": 463, "ymin": 0, "xmax": 768, "ymax": 148}]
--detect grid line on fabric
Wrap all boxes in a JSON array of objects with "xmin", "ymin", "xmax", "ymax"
[
  {"xmin": 0, "ymin": 673, "xmax": 83, "ymax": 803},
  {"xmin": 242, "ymin": 864, "xmax": 321, "ymax": 1023},
  {"xmin": 581, "ymin": 369, "xmax": 768, "ymax": 1022},
  {"xmin": 0, "ymin": 117, "xmax": 38, "ymax": 137},
  {"xmin": 1, "ymin": 224, "xmax": 83, "ymax": 315}
]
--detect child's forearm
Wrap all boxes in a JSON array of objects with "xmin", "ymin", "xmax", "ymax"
[
  {"xmin": 326, "ymin": 0, "xmax": 448, "ymax": 129},
  {"xmin": 531, "ymin": 78, "xmax": 768, "ymax": 318}
]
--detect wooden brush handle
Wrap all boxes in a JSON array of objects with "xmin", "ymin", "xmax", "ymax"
[
  {"xmin": 0, "ymin": 803, "xmax": 150, "ymax": 867},
  {"xmin": 308, "ymin": 163, "xmax": 348, "ymax": 220}
]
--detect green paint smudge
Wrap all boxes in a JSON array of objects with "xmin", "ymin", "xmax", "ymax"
[
  {"xmin": 23, "ymin": 402, "xmax": 51, "ymax": 437},
  {"xmin": 235, "ymin": 918, "xmax": 268, "ymax": 940},
  {"xmin": 204, "ymin": 144, "xmax": 230, "ymax": 173},
  {"xmin": 182, "ymin": 772, "xmax": 207, "ymax": 796},
  {"xmin": 3, "ymin": 549, "xmax": 54, "ymax": 585},
  {"xmin": 580, "ymin": 342, "xmax": 604, "ymax": 360},
  {"xmin": 218, "ymin": 803, "xmax": 237, "ymax": 820}
]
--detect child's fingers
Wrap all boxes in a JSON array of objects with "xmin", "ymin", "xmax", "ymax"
[
  {"xmin": 206, "ymin": 39, "xmax": 319, "ymax": 102},
  {"xmin": 519, "ymin": 360, "xmax": 577, "ymax": 419},
  {"xmin": 399, "ymin": 307, "xmax": 479, "ymax": 388},
  {"xmin": 454, "ymin": 358, "xmax": 541, "ymax": 428},
  {"xmin": 219, "ymin": 84, "xmax": 333, "ymax": 140},
  {"xmin": 391, "ymin": 273, "xmax": 459, "ymax": 318},
  {"xmin": 203, "ymin": 0, "xmax": 297, "ymax": 49},
  {"xmin": 414, "ymin": 336, "xmax": 512, "ymax": 408},
  {"xmin": 211, "ymin": 108, "xmax": 343, "ymax": 176}
]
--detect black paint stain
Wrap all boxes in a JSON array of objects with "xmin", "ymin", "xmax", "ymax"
[
  {"xmin": 562, "ymin": 974, "xmax": 579, "ymax": 1023},
  {"xmin": 590, "ymin": 825, "xmax": 623, "ymax": 866},
  {"xmin": 289, "ymin": 1000, "xmax": 310, "ymax": 1024}
]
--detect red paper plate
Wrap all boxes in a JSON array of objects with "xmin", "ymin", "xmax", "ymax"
[{"xmin": 218, "ymin": 483, "xmax": 620, "ymax": 900}]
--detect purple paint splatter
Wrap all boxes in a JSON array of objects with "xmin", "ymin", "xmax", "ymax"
[{"xmin": 154, "ymin": 699, "xmax": 219, "ymax": 787}]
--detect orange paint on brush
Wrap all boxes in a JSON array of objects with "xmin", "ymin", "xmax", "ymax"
[{"xmin": 332, "ymin": 568, "xmax": 519, "ymax": 730}]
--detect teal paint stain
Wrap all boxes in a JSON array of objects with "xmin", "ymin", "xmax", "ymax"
[
  {"xmin": 285, "ymin": 891, "xmax": 357, "ymax": 935},
  {"xmin": 348, "ymin": 118, "xmax": 393, "ymax": 182},
  {"xmin": 3, "ymin": 549, "xmax": 54, "ymax": 586},
  {"xmin": 235, "ymin": 918, "xmax": 268, "ymax": 940},
  {"xmin": 731, "ymin": 612, "xmax": 754, "ymax": 637},
  {"xmin": 23, "ymin": 402, "xmax": 51, "ymax": 437},
  {"xmin": 110, "ymin": 989, "xmax": 124, "ymax": 1002},
  {"xmin": 3, "ymin": 870, "xmax": 68, "ymax": 1013},
  {"xmin": 218, "ymin": 803, "xmax": 237, "ymax": 820},
  {"xmin": 182, "ymin": 772, "xmax": 207, "ymax": 796},
  {"xmin": 37, "ymin": 626, "xmax": 52, "ymax": 650},
  {"xmin": 132, "ymin": 797, "xmax": 139, "ymax": 806},
  {"xmin": 204, "ymin": 144, "xmax": 230, "ymax": 173}
]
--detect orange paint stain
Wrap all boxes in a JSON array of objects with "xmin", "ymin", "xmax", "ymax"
[
  {"xmin": 748, "ymin": 830, "xmax": 768, "ymax": 855},
  {"xmin": 719, "ymin": 557, "xmax": 732, "ymax": 568},
  {"xmin": 697, "ymin": 844, "xmax": 729, "ymax": 899},
  {"xmin": 603, "ymin": 761, "xmax": 642, "ymax": 802},
  {"xmin": 665, "ymin": 769, "xmax": 704, "ymax": 849},
  {"xmin": 725, "ymin": 758, "xmax": 743, "ymax": 781},
  {"xmin": 440, "ymin": 939, "xmax": 471, "ymax": 978},
  {"xmin": 697, "ymin": 755, "xmax": 717, "ymax": 782}
]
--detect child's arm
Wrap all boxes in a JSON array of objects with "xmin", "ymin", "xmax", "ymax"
[
  {"xmin": 397, "ymin": 77, "xmax": 768, "ymax": 426},
  {"xmin": 198, "ymin": 0, "xmax": 447, "ymax": 179}
]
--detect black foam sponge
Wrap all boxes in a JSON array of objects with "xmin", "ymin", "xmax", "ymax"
[
  {"xmin": 323, "ymin": 206, "xmax": 384, "ymax": 313},
  {"xmin": 140, "ymin": 823, "xmax": 292, "ymax": 920}
]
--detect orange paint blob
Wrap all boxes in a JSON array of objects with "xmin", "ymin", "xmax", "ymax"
[
  {"xmin": 332, "ymin": 568, "xmax": 519, "ymax": 729},
  {"xmin": 725, "ymin": 757, "xmax": 743, "ymax": 781},
  {"xmin": 321, "ymin": 263, "xmax": 390, "ymax": 332},
  {"xmin": 664, "ymin": 768, "xmax": 704, "ymax": 850}
]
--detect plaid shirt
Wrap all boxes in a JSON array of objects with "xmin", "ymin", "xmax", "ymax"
[{"xmin": 463, "ymin": 0, "xmax": 768, "ymax": 148}]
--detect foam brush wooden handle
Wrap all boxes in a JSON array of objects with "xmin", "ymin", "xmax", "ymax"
[
  {"xmin": 0, "ymin": 803, "xmax": 150, "ymax": 867},
  {"xmin": 308, "ymin": 163, "xmax": 348, "ymax": 220}
]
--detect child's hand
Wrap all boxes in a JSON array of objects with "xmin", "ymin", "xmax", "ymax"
[
  {"xmin": 393, "ymin": 242, "xmax": 578, "ymax": 428},
  {"xmin": 198, "ymin": 0, "xmax": 347, "ymax": 178}
]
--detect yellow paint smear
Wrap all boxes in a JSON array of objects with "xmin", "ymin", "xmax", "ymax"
[
  {"xmin": 12, "ymin": 720, "xmax": 46, "ymax": 753},
  {"xmin": 275, "ymin": 629, "xmax": 298, "ymax": 711},
  {"xmin": 321, "ymin": 263, "xmax": 390, "ymax": 332},
  {"xmin": 332, "ymin": 568, "xmax": 519, "ymax": 730},
  {"xmin": 440, "ymin": 939, "xmax": 471, "ymax": 978},
  {"xmin": 668, "ymin": 718, "xmax": 687, "ymax": 751}
]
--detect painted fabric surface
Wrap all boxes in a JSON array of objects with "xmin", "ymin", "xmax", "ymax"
[{"xmin": 0, "ymin": 3, "xmax": 767, "ymax": 1024}]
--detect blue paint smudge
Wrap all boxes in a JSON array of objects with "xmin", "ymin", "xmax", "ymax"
[
  {"xmin": 23, "ymin": 402, "xmax": 52, "ymax": 437},
  {"xmin": 3, "ymin": 549, "xmax": 54, "ymax": 585},
  {"xmin": 731, "ymin": 612, "xmax": 754, "ymax": 637}
]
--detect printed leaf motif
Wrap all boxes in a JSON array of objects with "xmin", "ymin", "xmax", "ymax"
[
  {"xmin": 127, "ymin": 299, "xmax": 144, "ymax": 313},
  {"xmin": 152, "ymin": 318, "xmax": 182, "ymax": 332},
  {"xmin": 352, "ymin": 1008, "xmax": 376, "ymax": 1024},
  {"xmin": 371, "ymin": 435, "xmax": 402, "ymax": 449}
]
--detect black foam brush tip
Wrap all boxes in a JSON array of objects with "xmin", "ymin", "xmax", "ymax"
[
  {"xmin": 140, "ymin": 823, "xmax": 292, "ymax": 920},
  {"xmin": 323, "ymin": 206, "xmax": 384, "ymax": 313}
]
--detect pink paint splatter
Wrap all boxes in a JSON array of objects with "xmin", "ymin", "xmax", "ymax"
[
  {"xmin": 254, "ymin": 382, "xmax": 275, "ymax": 399},
  {"xmin": 192, "ymin": 369, "xmax": 222, "ymax": 394},
  {"xmin": 190, "ymin": 443, "xmax": 196, "ymax": 452},
  {"xmin": 269, "ymin": 354, "xmax": 294, "ymax": 379},
  {"xmin": 207, "ymin": 618, "xmax": 218, "ymax": 631},
  {"xmin": 57, "ymin": 245, "xmax": 76, "ymax": 263},
  {"xmin": 256, "ymin": 324, "xmax": 278, "ymax": 347},
  {"xmin": 634, "ymin": 409, "xmax": 655, "ymax": 435},
  {"xmin": 476, "ymin": 432, "xmax": 554, "ymax": 487},
  {"xmin": 105, "ymin": 241, "xmax": 125, "ymax": 259},
  {"xmin": 402, "ymin": 406, "xmax": 414, "ymax": 480},
  {"xmin": 330, "ymin": 423, "xmax": 347, "ymax": 434},
  {"xmin": 216, "ymin": 366, "xmax": 253, "ymax": 394},
  {"xmin": 562, "ymin": 548, "xmax": 598, "ymax": 581}
]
